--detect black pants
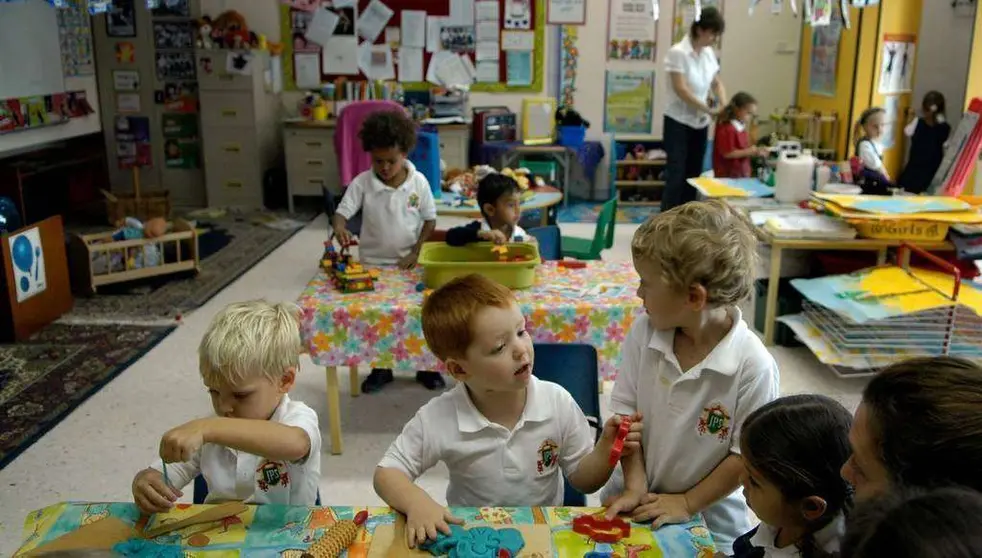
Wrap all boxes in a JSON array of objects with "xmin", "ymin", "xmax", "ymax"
[{"xmin": 662, "ymin": 116, "xmax": 709, "ymax": 212}]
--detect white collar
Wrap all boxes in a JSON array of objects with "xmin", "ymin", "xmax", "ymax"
[
  {"xmin": 750, "ymin": 514, "xmax": 845, "ymax": 557},
  {"xmin": 646, "ymin": 306, "xmax": 746, "ymax": 377},
  {"xmin": 370, "ymin": 159, "xmax": 417, "ymax": 192},
  {"xmin": 680, "ymin": 35, "xmax": 695, "ymax": 54},
  {"xmin": 268, "ymin": 394, "xmax": 291, "ymax": 422},
  {"xmin": 731, "ymin": 119, "xmax": 746, "ymax": 133},
  {"xmin": 453, "ymin": 375, "xmax": 549, "ymax": 433}
]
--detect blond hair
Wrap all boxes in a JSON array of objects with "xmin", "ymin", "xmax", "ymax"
[
  {"xmin": 199, "ymin": 299, "xmax": 302, "ymax": 386},
  {"xmin": 422, "ymin": 274, "xmax": 515, "ymax": 360},
  {"xmin": 632, "ymin": 199, "xmax": 757, "ymax": 306}
]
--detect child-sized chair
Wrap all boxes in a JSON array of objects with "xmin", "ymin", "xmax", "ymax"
[
  {"xmin": 193, "ymin": 474, "xmax": 322, "ymax": 505},
  {"xmin": 561, "ymin": 197, "xmax": 617, "ymax": 260},
  {"xmin": 532, "ymin": 343, "xmax": 601, "ymax": 507},
  {"xmin": 526, "ymin": 225, "xmax": 561, "ymax": 260}
]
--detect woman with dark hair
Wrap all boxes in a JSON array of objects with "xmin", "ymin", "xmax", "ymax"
[
  {"xmin": 662, "ymin": 6, "xmax": 727, "ymax": 211},
  {"xmin": 841, "ymin": 356, "xmax": 982, "ymax": 500},
  {"xmin": 841, "ymin": 487, "xmax": 982, "ymax": 558}
]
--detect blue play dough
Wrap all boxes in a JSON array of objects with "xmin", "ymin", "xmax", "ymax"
[
  {"xmin": 420, "ymin": 525, "xmax": 525, "ymax": 558},
  {"xmin": 113, "ymin": 538, "xmax": 185, "ymax": 557}
]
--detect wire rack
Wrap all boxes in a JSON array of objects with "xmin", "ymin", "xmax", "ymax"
[{"xmin": 797, "ymin": 244, "xmax": 982, "ymax": 375}]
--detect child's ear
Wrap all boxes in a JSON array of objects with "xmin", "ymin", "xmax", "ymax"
[
  {"xmin": 279, "ymin": 366, "xmax": 297, "ymax": 392},
  {"xmin": 686, "ymin": 283, "xmax": 709, "ymax": 310},
  {"xmin": 800, "ymin": 496, "xmax": 828, "ymax": 522},
  {"xmin": 445, "ymin": 359, "xmax": 467, "ymax": 382},
  {"xmin": 482, "ymin": 203, "xmax": 497, "ymax": 218}
]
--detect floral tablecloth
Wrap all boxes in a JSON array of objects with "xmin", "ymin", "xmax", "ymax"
[
  {"xmin": 298, "ymin": 261, "xmax": 642, "ymax": 380},
  {"xmin": 16, "ymin": 503, "xmax": 716, "ymax": 557}
]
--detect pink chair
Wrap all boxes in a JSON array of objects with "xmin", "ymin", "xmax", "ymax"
[{"xmin": 333, "ymin": 100, "xmax": 405, "ymax": 188}]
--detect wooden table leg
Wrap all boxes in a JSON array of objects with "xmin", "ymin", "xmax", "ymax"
[
  {"xmin": 540, "ymin": 208, "xmax": 549, "ymax": 227},
  {"xmin": 763, "ymin": 246, "xmax": 783, "ymax": 346},
  {"xmin": 325, "ymin": 366, "xmax": 343, "ymax": 455},
  {"xmin": 349, "ymin": 366, "xmax": 361, "ymax": 397}
]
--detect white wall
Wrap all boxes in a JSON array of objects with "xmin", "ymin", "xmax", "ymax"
[
  {"xmin": 911, "ymin": 1, "xmax": 975, "ymax": 131},
  {"xmin": 572, "ymin": 0, "xmax": 802, "ymax": 141}
]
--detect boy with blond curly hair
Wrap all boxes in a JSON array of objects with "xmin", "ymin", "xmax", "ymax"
[
  {"xmin": 131, "ymin": 300, "xmax": 321, "ymax": 512},
  {"xmin": 374, "ymin": 274, "xmax": 643, "ymax": 548},
  {"xmin": 602, "ymin": 200, "xmax": 779, "ymax": 554}
]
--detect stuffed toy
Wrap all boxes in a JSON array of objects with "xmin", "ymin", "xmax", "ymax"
[
  {"xmin": 555, "ymin": 107, "xmax": 590, "ymax": 129},
  {"xmin": 197, "ymin": 16, "xmax": 214, "ymax": 49},
  {"xmin": 213, "ymin": 10, "xmax": 250, "ymax": 49}
]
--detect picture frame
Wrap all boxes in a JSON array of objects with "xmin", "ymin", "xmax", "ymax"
[
  {"xmin": 547, "ymin": 0, "xmax": 587, "ymax": 25},
  {"xmin": 112, "ymin": 70, "xmax": 141, "ymax": 91},
  {"xmin": 521, "ymin": 97, "xmax": 557, "ymax": 145},
  {"xmin": 151, "ymin": 0, "xmax": 191, "ymax": 18},
  {"xmin": 106, "ymin": 0, "xmax": 137, "ymax": 38}
]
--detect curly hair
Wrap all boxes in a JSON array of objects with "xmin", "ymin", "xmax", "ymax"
[
  {"xmin": 631, "ymin": 199, "xmax": 758, "ymax": 306},
  {"xmin": 358, "ymin": 109, "xmax": 417, "ymax": 154}
]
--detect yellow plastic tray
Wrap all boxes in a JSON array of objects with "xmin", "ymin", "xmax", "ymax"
[
  {"xmin": 849, "ymin": 219, "xmax": 950, "ymax": 241},
  {"xmin": 417, "ymin": 242, "xmax": 541, "ymax": 289}
]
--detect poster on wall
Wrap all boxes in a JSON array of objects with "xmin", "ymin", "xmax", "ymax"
[
  {"xmin": 161, "ymin": 82, "xmax": 197, "ymax": 113},
  {"xmin": 672, "ymin": 0, "xmax": 722, "ymax": 44},
  {"xmin": 112, "ymin": 69, "xmax": 140, "ymax": 91},
  {"xmin": 57, "ymin": 3, "xmax": 94, "ymax": 77},
  {"xmin": 153, "ymin": 22, "xmax": 195, "ymax": 50},
  {"xmin": 152, "ymin": 0, "xmax": 191, "ymax": 18},
  {"xmin": 559, "ymin": 25, "xmax": 579, "ymax": 108},
  {"xmin": 164, "ymin": 138, "xmax": 200, "ymax": 168},
  {"xmin": 604, "ymin": 70, "xmax": 654, "ymax": 134},
  {"xmin": 115, "ymin": 116, "xmax": 152, "ymax": 169},
  {"xmin": 8, "ymin": 226, "xmax": 46, "ymax": 304},
  {"xmin": 106, "ymin": 0, "xmax": 136, "ymax": 38},
  {"xmin": 878, "ymin": 34, "xmax": 916, "ymax": 95},
  {"xmin": 808, "ymin": 3, "xmax": 842, "ymax": 97},
  {"xmin": 607, "ymin": 0, "xmax": 657, "ymax": 61},
  {"xmin": 548, "ymin": 0, "xmax": 586, "ymax": 25},
  {"xmin": 155, "ymin": 52, "xmax": 196, "ymax": 80}
]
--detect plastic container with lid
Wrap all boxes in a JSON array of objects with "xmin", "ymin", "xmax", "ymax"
[{"xmin": 774, "ymin": 150, "xmax": 816, "ymax": 203}]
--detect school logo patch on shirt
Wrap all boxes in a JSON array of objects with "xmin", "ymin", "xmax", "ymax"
[
  {"xmin": 408, "ymin": 192, "xmax": 420, "ymax": 209},
  {"xmin": 256, "ymin": 460, "xmax": 291, "ymax": 492},
  {"xmin": 697, "ymin": 403, "xmax": 731, "ymax": 442},
  {"xmin": 536, "ymin": 439, "xmax": 560, "ymax": 473}
]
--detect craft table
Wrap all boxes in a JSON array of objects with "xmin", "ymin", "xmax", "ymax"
[
  {"xmin": 15, "ymin": 502, "xmax": 716, "ymax": 557},
  {"xmin": 298, "ymin": 261, "xmax": 642, "ymax": 454},
  {"xmin": 436, "ymin": 186, "xmax": 563, "ymax": 227},
  {"xmin": 757, "ymin": 230, "xmax": 953, "ymax": 346}
]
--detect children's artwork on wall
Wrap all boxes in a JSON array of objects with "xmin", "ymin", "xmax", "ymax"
[
  {"xmin": 112, "ymin": 69, "xmax": 141, "ymax": 91},
  {"xmin": 547, "ymin": 0, "xmax": 586, "ymax": 25},
  {"xmin": 811, "ymin": 0, "xmax": 832, "ymax": 25},
  {"xmin": 161, "ymin": 82, "xmax": 197, "ymax": 112},
  {"xmin": 151, "ymin": 0, "xmax": 190, "ymax": 18},
  {"xmin": 114, "ymin": 41, "xmax": 135, "ymax": 63},
  {"xmin": 8, "ymin": 226, "xmax": 46, "ymax": 304},
  {"xmin": 153, "ymin": 21, "xmax": 195, "ymax": 50},
  {"xmin": 877, "ymin": 34, "xmax": 915, "ymax": 95},
  {"xmin": 607, "ymin": 0, "xmax": 657, "ymax": 61},
  {"xmin": 57, "ymin": 2, "xmax": 94, "ymax": 76},
  {"xmin": 808, "ymin": 4, "xmax": 841, "ymax": 97},
  {"xmin": 106, "ymin": 0, "xmax": 136, "ymax": 37},
  {"xmin": 504, "ymin": 0, "xmax": 532, "ymax": 29},
  {"xmin": 604, "ymin": 70, "xmax": 654, "ymax": 134},
  {"xmin": 558, "ymin": 25, "xmax": 579, "ymax": 108},
  {"xmin": 155, "ymin": 51, "xmax": 196, "ymax": 80},
  {"xmin": 115, "ymin": 116, "xmax": 152, "ymax": 169},
  {"xmin": 672, "ymin": 0, "xmax": 722, "ymax": 44}
]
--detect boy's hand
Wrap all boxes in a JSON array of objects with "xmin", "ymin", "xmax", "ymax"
[
  {"xmin": 600, "ymin": 413, "xmax": 643, "ymax": 457},
  {"xmin": 334, "ymin": 227, "xmax": 354, "ymax": 246},
  {"xmin": 603, "ymin": 489, "xmax": 643, "ymax": 519},
  {"xmin": 160, "ymin": 418, "xmax": 210, "ymax": 463},
  {"xmin": 132, "ymin": 468, "xmax": 183, "ymax": 514},
  {"xmin": 398, "ymin": 250, "xmax": 419, "ymax": 270},
  {"xmin": 405, "ymin": 499, "xmax": 464, "ymax": 548},
  {"xmin": 632, "ymin": 493, "xmax": 693, "ymax": 528},
  {"xmin": 479, "ymin": 229, "xmax": 508, "ymax": 245}
]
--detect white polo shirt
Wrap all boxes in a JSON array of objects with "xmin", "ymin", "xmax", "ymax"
[
  {"xmin": 378, "ymin": 376, "xmax": 595, "ymax": 507},
  {"xmin": 664, "ymin": 35, "xmax": 720, "ymax": 130},
  {"xmin": 150, "ymin": 394, "xmax": 322, "ymax": 506},
  {"xmin": 749, "ymin": 513, "xmax": 845, "ymax": 557},
  {"xmin": 479, "ymin": 221, "xmax": 528, "ymax": 241},
  {"xmin": 335, "ymin": 160, "xmax": 437, "ymax": 265},
  {"xmin": 607, "ymin": 307, "xmax": 779, "ymax": 552}
]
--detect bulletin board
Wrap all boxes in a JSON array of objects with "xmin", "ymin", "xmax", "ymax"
[{"xmin": 279, "ymin": 0, "xmax": 545, "ymax": 93}]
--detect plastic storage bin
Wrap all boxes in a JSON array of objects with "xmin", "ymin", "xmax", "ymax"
[
  {"xmin": 519, "ymin": 159, "xmax": 558, "ymax": 182},
  {"xmin": 418, "ymin": 242, "xmax": 541, "ymax": 289},
  {"xmin": 558, "ymin": 126, "xmax": 586, "ymax": 148}
]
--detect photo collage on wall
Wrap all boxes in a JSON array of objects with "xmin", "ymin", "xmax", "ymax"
[{"xmin": 152, "ymin": 0, "xmax": 200, "ymax": 170}]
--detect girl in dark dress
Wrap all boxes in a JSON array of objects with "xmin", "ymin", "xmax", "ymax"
[{"xmin": 898, "ymin": 91, "xmax": 951, "ymax": 194}]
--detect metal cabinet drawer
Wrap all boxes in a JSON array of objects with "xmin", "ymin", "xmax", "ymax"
[
  {"xmin": 200, "ymin": 92, "xmax": 256, "ymax": 129},
  {"xmin": 196, "ymin": 51, "xmax": 254, "ymax": 91}
]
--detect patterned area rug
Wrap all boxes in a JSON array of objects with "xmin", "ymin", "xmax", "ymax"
[
  {"xmin": 556, "ymin": 201, "xmax": 657, "ymax": 224},
  {"xmin": 66, "ymin": 213, "xmax": 314, "ymax": 324},
  {"xmin": 0, "ymin": 323, "xmax": 174, "ymax": 470}
]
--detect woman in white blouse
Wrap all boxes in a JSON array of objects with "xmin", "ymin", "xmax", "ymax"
[{"xmin": 662, "ymin": 7, "xmax": 728, "ymax": 211}]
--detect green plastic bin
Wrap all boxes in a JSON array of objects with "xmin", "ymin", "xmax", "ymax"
[
  {"xmin": 418, "ymin": 242, "xmax": 541, "ymax": 289},
  {"xmin": 519, "ymin": 159, "xmax": 558, "ymax": 183}
]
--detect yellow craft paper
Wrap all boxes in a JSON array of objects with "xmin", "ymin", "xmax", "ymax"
[
  {"xmin": 813, "ymin": 193, "xmax": 972, "ymax": 213},
  {"xmin": 856, "ymin": 267, "xmax": 982, "ymax": 316},
  {"xmin": 821, "ymin": 202, "xmax": 982, "ymax": 224},
  {"xmin": 689, "ymin": 177, "xmax": 750, "ymax": 198}
]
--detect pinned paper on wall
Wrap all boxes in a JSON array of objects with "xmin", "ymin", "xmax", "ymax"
[
  {"xmin": 399, "ymin": 46, "xmax": 424, "ymax": 82},
  {"xmin": 878, "ymin": 34, "xmax": 915, "ymax": 95},
  {"xmin": 476, "ymin": 60, "xmax": 499, "ymax": 82},
  {"xmin": 476, "ymin": 20, "xmax": 499, "ymax": 42},
  {"xmin": 294, "ymin": 52, "xmax": 321, "ymax": 88},
  {"xmin": 357, "ymin": 0, "xmax": 394, "ymax": 42},
  {"xmin": 427, "ymin": 51, "xmax": 454, "ymax": 84},
  {"xmin": 771, "ymin": 0, "xmax": 782, "ymax": 13},
  {"xmin": 460, "ymin": 53, "xmax": 477, "ymax": 81},
  {"xmin": 501, "ymin": 30, "xmax": 535, "ymax": 51},
  {"xmin": 476, "ymin": 41, "xmax": 500, "ymax": 61},
  {"xmin": 358, "ymin": 41, "xmax": 395, "ymax": 80},
  {"xmin": 401, "ymin": 10, "xmax": 426, "ymax": 48},
  {"xmin": 426, "ymin": 16, "xmax": 446, "ymax": 52},
  {"xmin": 811, "ymin": 0, "xmax": 832, "ymax": 25},
  {"xmin": 322, "ymin": 36, "xmax": 359, "ymax": 74},
  {"xmin": 435, "ymin": 52, "xmax": 473, "ymax": 86},
  {"xmin": 476, "ymin": 0, "xmax": 500, "ymax": 21},
  {"xmin": 385, "ymin": 26, "xmax": 401, "ymax": 45},
  {"xmin": 608, "ymin": 0, "xmax": 657, "ymax": 61},
  {"xmin": 506, "ymin": 51, "xmax": 532, "ymax": 86},
  {"xmin": 852, "ymin": 0, "xmax": 878, "ymax": 5},
  {"xmin": 305, "ymin": 6, "xmax": 339, "ymax": 47},
  {"xmin": 450, "ymin": 0, "xmax": 475, "ymax": 25}
]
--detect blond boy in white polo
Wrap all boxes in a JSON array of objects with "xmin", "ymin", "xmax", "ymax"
[
  {"xmin": 374, "ymin": 274, "xmax": 643, "ymax": 548},
  {"xmin": 130, "ymin": 300, "xmax": 321, "ymax": 512},
  {"xmin": 602, "ymin": 200, "xmax": 779, "ymax": 554}
]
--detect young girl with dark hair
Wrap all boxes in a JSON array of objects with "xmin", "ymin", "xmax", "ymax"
[
  {"xmin": 732, "ymin": 395, "xmax": 853, "ymax": 558},
  {"xmin": 712, "ymin": 92, "xmax": 767, "ymax": 178},
  {"xmin": 898, "ymin": 90, "xmax": 951, "ymax": 193}
]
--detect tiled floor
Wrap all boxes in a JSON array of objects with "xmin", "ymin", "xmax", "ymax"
[{"xmin": 0, "ymin": 215, "xmax": 868, "ymax": 554}]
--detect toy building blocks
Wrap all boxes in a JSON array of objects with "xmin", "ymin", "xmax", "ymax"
[
  {"xmin": 322, "ymin": 238, "xmax": 375, "ymax": 294},
  {"xmin": 491, "ymin": 245, "xmax": 509, "ymax": 262}
]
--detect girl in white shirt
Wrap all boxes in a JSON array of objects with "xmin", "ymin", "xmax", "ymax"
[
  {"xmin": 852, "ymin": 107, "xmax": 893, "ymax": 195},
  {"xmin": 732, "ymin": 395, "xmax": 853, "ymax": 558}
]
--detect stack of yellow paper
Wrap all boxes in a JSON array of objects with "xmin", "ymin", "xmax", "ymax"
[{"xmin": 810, "ymin": 193, "xmax": 982, "ymax": 241}]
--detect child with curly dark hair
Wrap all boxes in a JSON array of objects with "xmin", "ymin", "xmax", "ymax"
[{"xmin": 332, "ymin": 109, "xmax": 439, "ymax": 392}]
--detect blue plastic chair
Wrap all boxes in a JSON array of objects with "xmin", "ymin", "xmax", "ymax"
[
  {"xmin": 193, "ymin": 475, "xmax": 322, "ymax": 505},
  {"xmin": 410, "ymin": 130, "xmax": 442, "ymax": 199},
  {"xmin": 532, "ymin": 343, "xmax": 601, "ymax": 507},
  {"xmin": 526, "ymin": 226, "xmax": 561, "ymax": 261}
]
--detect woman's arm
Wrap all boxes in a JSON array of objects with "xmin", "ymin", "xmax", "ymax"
[
  {"xmin": 710, "ymin": 75, "xmax": 726, "ymax": 110},
  {"xmin": 670, "ymin": 72, "xmax": 715, "ymax": 115}
]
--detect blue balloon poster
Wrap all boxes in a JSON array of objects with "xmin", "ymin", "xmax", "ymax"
[{"xmin": 7, "ymin": 226, "xmax": 46, "ymax": 303}]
